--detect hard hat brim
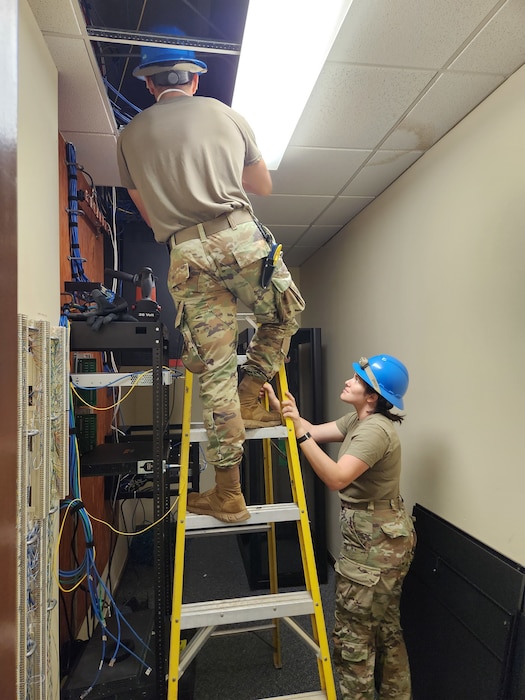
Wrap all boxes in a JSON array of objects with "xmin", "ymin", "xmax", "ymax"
[{"xmin": 133, "ymin": 60, "xmax": 208, "ymax": 78}]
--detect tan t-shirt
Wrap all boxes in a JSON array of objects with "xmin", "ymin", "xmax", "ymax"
[
  {"xmin": 335, "ymin": 412, "xmax": 401, "ymax": 503},
  {"xmin": 117, "ymin": 95, "xmax": 261, "ymax": 242}
]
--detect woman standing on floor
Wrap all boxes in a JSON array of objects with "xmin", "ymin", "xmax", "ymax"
[{"xmin": 264, "ymin": 354, "xmax": 416, "ymax": 700}]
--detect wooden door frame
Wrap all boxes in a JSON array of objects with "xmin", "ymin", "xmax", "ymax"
[{"xmin": 0, "ymin": 0, "xmax": 19, "ymax": 696}]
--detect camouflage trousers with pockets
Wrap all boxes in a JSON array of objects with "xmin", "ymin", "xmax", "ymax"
[
  {"xmin": 333, "ymin": 499, "xmax": 416, "ymax": 700},
  {"xmin": 167, "ymin": 219, "xmax": 304, "ymax": 470}
]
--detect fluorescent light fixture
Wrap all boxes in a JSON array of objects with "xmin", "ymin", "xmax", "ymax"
[{"xmin": 232, "ymin": 0, "xmax": 354, "ymax": 170}]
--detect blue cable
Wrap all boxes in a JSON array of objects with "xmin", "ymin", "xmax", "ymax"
[
  {"xmin": 65, "ymin": 142, "xmax": 89, "ymax": 285},
  {"xmin": 103, "ymin": 78, "xmax": 142, "ymax": 115},
  {"xmin": 60, "ymin": 382, "xmax": 153, "ymax": 693}
]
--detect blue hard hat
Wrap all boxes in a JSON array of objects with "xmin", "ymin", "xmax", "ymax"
[
  {"xmin": 352, "ymin": 354, "xmax": 409, "ymax": 410},
  {"xmin": 133, "ymin": 26, "xmax": 208, "ymax": 79}
]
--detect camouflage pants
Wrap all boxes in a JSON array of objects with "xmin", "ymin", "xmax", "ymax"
[
  {"xmin": 167, "ymin": 219, "xmax": 304, "ymax": 469},
  {"xmin": 333, "ymin": 501, "xmax": 416, "ymax": 700}
]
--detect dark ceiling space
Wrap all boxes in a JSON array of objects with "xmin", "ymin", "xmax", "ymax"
[{"xmin": 79, "ymin": 0, "xmax": 249, "ymax": 123}]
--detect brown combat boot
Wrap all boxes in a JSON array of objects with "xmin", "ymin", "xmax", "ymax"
[
  {"xmin": 238, "ymin": 374, "xmax": 282, "ymax": 429},
  {"xmin": 187, "ymin": 466, "xmax": 250, "ymax": 523}
]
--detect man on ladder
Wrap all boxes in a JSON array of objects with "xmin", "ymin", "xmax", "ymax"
[{"xmin": 117, "ymin": 26, "xmax": 305, "ymax": 523}]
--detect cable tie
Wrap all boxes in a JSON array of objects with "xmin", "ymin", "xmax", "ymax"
[
  {"xmin": 85, "ymin": 540, "xmax": 95, "ymax": 549},
  {"xmin": 70, "ymin": 500, "xmax": 84, "ymax": 513}
]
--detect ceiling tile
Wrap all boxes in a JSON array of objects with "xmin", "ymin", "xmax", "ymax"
[
  {"xmin": 382, "ymin": 70, "xmax": 505, "ymax": 150},
  {"xmin": 249, "ymin": 195, "xmax": 333, "ymax": 226},
  {"xmin": 264, "ymin": 225, "xmax": 309, "ymax": 248},
  {"xmin": 328, "ymin": 0, "xmax": 502, "ymax": 69},
  {"xmin": 298, "ymin": 225, "xmax": 342, "ymax": 247},
  {"xmin": 343, "ymin": 150, "xmax": 424, "ymax": 197},
  {"xmin": 284, "ymin": 247, "xmax": 320, "ymax": 267},
  {"xmin": 290, "ymin": 63, "xmax": 436, "ymax": 150},
  {"xmin": 28, "ymin": 0, "xmax": 83, "ymax": 35},
  {"xmin": 46, "ymin": 36, "xmax": 116, "ymax": 134},
  {"xmin": 61, "ymin": 132, "xmax": 120, "ymax": 186},
  {"xmin": 271, "ymin": 147, "xmax": 372, "ymax": 196},
  {"xmin": 315, "ymin": 196, "xmax": 374, "ymax": 226},
  {"xmin": 449, "ymin": 0, "xmax": 525, "ymax": 75}
]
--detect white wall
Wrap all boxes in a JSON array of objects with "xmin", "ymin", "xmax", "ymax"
[
  {"xmin": 18, "ymin": 3, "xmax": 60, "ymax": 697},
  {"xmin": 301, "ymin": 65, "xmax": 525, "ymax": 565},
  {"xmin": 18, "ymin": 0, "xmax": 59, "ymax": 320}
]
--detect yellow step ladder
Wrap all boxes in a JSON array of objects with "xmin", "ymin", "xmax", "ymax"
[{"xmin": 167, "ymin": 363, "xmax": 337, "ymax": 700}]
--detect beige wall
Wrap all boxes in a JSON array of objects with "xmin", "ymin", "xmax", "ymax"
[
  {"xmin": 301, "ymin": 65, "xmax": 525, "ymax": 565},
  {"xmin": 18, "ymin": 0, "xmax": 59, "ymax": 319},
  {"xmin": 18, "ymin": 3, "xmax": 60, "ymax": 697}
]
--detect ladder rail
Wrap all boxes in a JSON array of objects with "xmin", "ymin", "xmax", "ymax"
[
  {"xmin": 262, "ymin": 408, "xmax": 282, "ymax": 669},
  {"xmin": 276, "ymin": 365, "xmax": 337, "ymax": 699},
  {"xmin": 167, "ymin": 370, "xmax": 193, "ymax": 699}
]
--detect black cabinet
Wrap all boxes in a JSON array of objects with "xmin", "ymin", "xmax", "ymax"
[{"xmin": 401, "ymin": 504, "xmax": 525, "ymax": 700}]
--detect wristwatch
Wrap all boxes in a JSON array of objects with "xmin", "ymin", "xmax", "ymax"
[{"xmin": 297, "ymin": 432, "xmax": 312, "ymax": 444}]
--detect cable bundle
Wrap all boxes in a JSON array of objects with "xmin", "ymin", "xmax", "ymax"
[
  {"xmin": 65, "ymin": 142, "xmax": 90, "ymax": 285},
  {"xmin": 57, "ymin": 382, "xmax": 153, "ymax": 697}
]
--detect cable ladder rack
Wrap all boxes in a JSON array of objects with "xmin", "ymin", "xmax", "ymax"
[{"xmin": 167, "ymin": 363, "xmax": 337, "ymax": 699}]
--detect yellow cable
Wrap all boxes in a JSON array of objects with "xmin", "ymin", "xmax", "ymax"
[
  {"xmin": 70, "ymin": 369, "xmax": 150, "ymax": 410},
  {"xmin": 85, "ymin": 496, "xmax": 179, "ymax": 537},
  {"xmin": 54, "ymin": 499, "xmax": 96, "ymax": 593},
  {"xmin": 70, "ymin": 367, "xmax": 178, "ymax": 411}
]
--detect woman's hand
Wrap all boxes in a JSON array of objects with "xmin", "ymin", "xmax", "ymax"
[
  {"xmin": 259, "ymin": 382, "xmax": 281, "ymax": 412},
  {"xmin": 280, "ymin": 391, "xmax": 305, "ymax": 434}
]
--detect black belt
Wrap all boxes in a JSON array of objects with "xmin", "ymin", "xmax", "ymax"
[
  {"xmin": 167, "ymin": 209, "xmax": 254, "ymax": 249},
  {"xmin": 341, "ymin": 497, "xmax": 403, "ymax": 511}
]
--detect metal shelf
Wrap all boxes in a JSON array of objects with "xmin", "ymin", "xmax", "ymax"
[{"xmin": 69, "ymin": 320, "xmax": 171, "ymax": 699}]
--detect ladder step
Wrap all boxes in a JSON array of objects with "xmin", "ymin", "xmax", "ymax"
[
  {"xmin": 259, "ymin": 693, "xmax": 328, "ymax": 700},
  {"xmin": 185, "ymin": 502, "xmax": 301, "ymax": 533},
  {"xmin": 180, "ymin": 591, "xmax": 314, "ymax": 630},
  {"xmin": 189, "ymin": 423, "xmax": 288, "ymax": 442}
]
